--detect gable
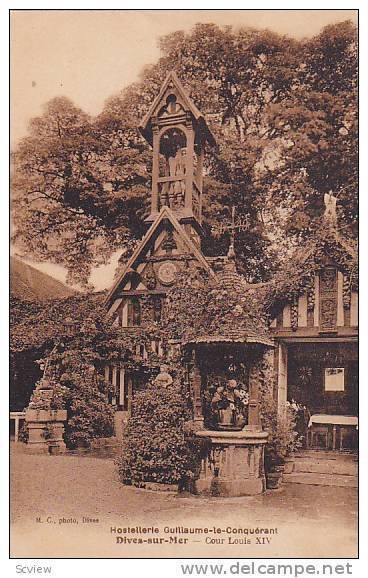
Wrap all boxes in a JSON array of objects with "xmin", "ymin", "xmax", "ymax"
[
  {"xmin": 139, "ymin": 71, "xmax": 215, "ymax": 147},
  {"xmin": 269, "ymin": 232, "xmax": 357, "ymax": 336},
  {"xmin": 105, "ymin": 206, "xmax": 213, "ymax": 310}
]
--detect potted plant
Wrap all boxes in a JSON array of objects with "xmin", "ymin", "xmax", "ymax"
[
  {"xmin": 284, "ymin": 400, "xmax": 310, "ymax": 472},
  {"xmin": 264, "ymin": 450, "xmax": 285, "ymax": 489},
  {"xmin": 262, "ymin": 397, "xmax": 301, "ymax": 489}
]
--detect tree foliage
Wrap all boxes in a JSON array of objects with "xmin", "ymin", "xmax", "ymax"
[{"xmin": 12, "ymin": 21, "xmax": 357, "ymax": 286}]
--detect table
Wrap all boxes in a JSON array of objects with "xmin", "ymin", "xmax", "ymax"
[{"xmin": 308, "ymin": 415, "xmax": 358, "ymax": 450}]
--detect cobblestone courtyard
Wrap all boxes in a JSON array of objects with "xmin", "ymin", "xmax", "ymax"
[{"xmin": 10, "ymin": 446, "xmax": 358, "ymax": 558}]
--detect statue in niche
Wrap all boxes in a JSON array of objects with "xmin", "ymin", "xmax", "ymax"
[
  {"xmin": 159, "ymin": 94, "xmax": 184, "ymax": 117},
  {"xmin": 323, "ymin": 191, "xmax": 337, "ymax": 225},
  {"xmin": 163, "ymin": 147, "xmax": 185, "ymax": 210},
  {"xmin": 160, "ymin": 128, "xmax": 187, "ymax": 210},
  {"xmin": 144, "ymin": 262, "xmax": 156, "ymax": 290}
]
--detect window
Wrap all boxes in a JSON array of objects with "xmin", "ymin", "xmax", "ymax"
[
  {"xmin": 151, "ymin": 339, "xmax": 163, "ymax": 357},
  {"xmin": 324, "ymin": 367, "xmax": 345, "ymax": 392},
  {"xmin": 153, "ymin": 296, "xmax": 162, "ymax": 322},
  {"xmin": 127, "ymin": 297, "xmax": 141, "ymax": 326},
  {"xmin": 115, "ymin": 368, "xmax": 120, "ymax": 406},
  {"xmin": 136, "ymin": 343, "xmax": 148, "ymax": 360}
]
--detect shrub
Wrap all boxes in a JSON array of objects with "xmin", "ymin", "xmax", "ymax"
[
  {"xmin": 117, "ymin": 376, "xmax": 203, "ymax": 487},
  {"xmin": 18, "ymin": 422, "xmax": 29, "ymax": 443}
]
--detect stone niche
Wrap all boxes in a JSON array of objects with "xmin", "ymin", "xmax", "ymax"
[{"xmin": 188, "ymin": 344, "xmax": 273, "ymax": 497}]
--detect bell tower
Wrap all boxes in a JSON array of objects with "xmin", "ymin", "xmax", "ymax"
[{"xmin": 139, "ymin": 72, "xmax": 215, "ymax": 240}]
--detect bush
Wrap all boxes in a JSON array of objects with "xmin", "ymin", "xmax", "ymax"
[
  {"xmin": 117, "ymin": 377, "xmax": 203, "ymax": 487},
  {"xmin": 64, "ymin": 393, "xmax": 115, "ymax": 448},
  {"xmin": 61, "ymin": 364, "xmax": 115, "ymax": 449}
]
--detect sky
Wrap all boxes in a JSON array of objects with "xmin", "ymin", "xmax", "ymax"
[{"xmin": 10, "ymin": 9, "xmax": 358, "ymax": 290}]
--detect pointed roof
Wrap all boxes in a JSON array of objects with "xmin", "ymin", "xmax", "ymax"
[
  {"xmin": 139, "ymin": 71, "xmax": 216, "ymax": 147},
  {"xmin": 105, "ymin": 206, "xmax": 214, "ymax": 305},
  {"xmin": 166, "ymin": 254, "xmax": 273, "ymax": 347}
]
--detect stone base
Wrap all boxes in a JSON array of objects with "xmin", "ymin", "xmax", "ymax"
[
  {"xmin": 193, "ymin": 428, "xmax": 268, "ymax": 497},
  {"xmin": 211, "ymin": 476, "xmax": 264, "ymax": 497},
  {"xmin": 25, "ymin": 416, "xmax": 67, "ymax": 455},
  {"xmin": 24, "ymin": 441, "xmax": 51, "ymax": 455}
]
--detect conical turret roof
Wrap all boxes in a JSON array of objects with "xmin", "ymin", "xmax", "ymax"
[{"xmin": 186, "ymin": 251, "xmax": 273, "ymax": 347}]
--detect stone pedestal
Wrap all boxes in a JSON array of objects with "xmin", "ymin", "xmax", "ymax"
[
  {"xmin": 193, "ymin": 428, "xmax": 268, "ymax": 497},
  {"xmin": 25, "ymin": 409, "xmax": 67, "ymax": 454}
]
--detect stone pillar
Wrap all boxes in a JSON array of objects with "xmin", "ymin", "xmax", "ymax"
[
  {"xmin": 248, "ymin": 361, "xmax": 261, "ymax": 428},
  {"xmin": 151, "ymin": 123, "xmax": 160, "ymax": 213},
  {"xmin": 276, "ymin": 342, "xmax": 288, "ymax": 415},
  {"xmin": 185, "ymin": 127, "xmax": 195, "ymax": 210}
]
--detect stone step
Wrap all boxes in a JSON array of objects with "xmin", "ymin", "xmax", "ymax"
[
  {"xmin": 294, "ymin": 450, "xmax": 357, "ymax": 461},
  {"xmin": 283, "ymin": 472, "xmax": 357, "ymax": 488},
  {"xmin": 293, "ymin": 459, "xmax": 357, "ymax": 476}
]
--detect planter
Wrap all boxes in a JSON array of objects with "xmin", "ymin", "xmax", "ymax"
[
  {"xmin": 265, "ymin": 471, "xmax": 283, "ymax": 490},
  {"xmin": 284, "ymin": 457, "xmax": 295, "ymax": 474},
  {"xmin": 143, "ymin": 482, "xmax": 178, "ymax": 493},
  {"xmin": 218, "ymin": 408, "xmax": 245, "ymax": 431},
  {"xmin": 218, "ymin": 408, "xmax": 234, "ymax": 428},
  {"xmin": 75, "ymin": 439, "xmax": 90, "ymax": 450},
  {"xmin": 265, "ymin": 460, "xmax": 285, "ymax": 490}
]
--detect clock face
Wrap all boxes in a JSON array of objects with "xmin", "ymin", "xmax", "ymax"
[{"xmin": 157, "ymin": 261, "xmax": 177, "ymax": 286}]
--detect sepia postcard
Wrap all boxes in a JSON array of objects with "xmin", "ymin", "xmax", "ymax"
[{"xmin": 9, "ymin": 8, "xmax": 359, "ymax": 562}]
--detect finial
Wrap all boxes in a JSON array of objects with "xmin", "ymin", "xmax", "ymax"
[
  {"xmin": 323, "ymin": 191, "xmax": 338, "ymax": 228},
  {"xmin": 226, "ymin": 206, "xmax": 237, "ymax": 264},
  {"xmin": 227, "ymin": 242, "xmax": 236, "ymax": 260}
]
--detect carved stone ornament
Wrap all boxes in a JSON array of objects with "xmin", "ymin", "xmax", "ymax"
[
  {"xmin": 319, "ymin": 267, "xmax": 337, "ymax": 328},
  {"xmin": 320, "ymin": 298, "xmax": 337, "ymax": 329},
  {"xmin": 321, "ymin": 267, "xmax": 336, "ymax": 291},
  {"xmin": 157, "ymin": 261, "xmax": 177, "ymax": 286},
  {"xmin": 143, "ymin": 262, "xmax": 157, "ymax": 290},
  {"xmin": 154, "ymin": 365, "xmax": 173, "ymax": 388},
  {"xmin": 162, "ymin": 230, "xmax": 177, "ymax": 253},
  {"xmin": 290, "ymin": 296, "xmax": 299, "ymax": 332}
]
